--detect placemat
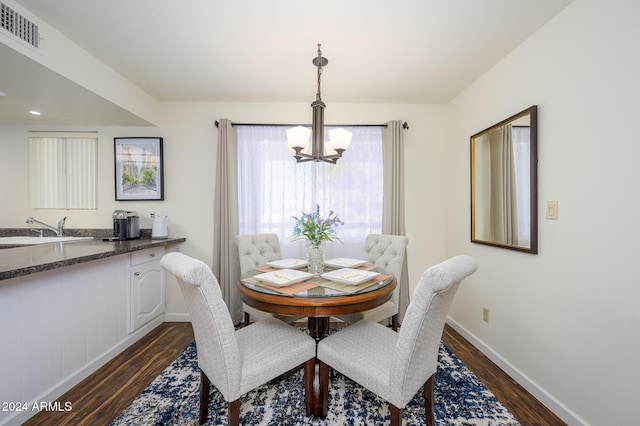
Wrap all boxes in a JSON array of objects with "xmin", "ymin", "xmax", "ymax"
[
  {"xmin": 243, "ymin": 277, "xmax": 318, "ymax": 295},
  {"xmin": 314, "ymin": 274, "xmax": 391, "ymax": 294}
]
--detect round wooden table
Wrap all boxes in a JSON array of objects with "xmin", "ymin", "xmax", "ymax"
[
  {"xmin": 237, "ymin": 270, "xmax": 396, "ymax": 417},
  {"xmin": 237, "ymin": 272, "xmax": 396, "ymax": 341}
]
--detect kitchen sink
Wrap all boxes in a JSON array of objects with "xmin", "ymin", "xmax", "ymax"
[{"xmin": 0, "ymin": 236, "xmax": 94, "ymax": 245}]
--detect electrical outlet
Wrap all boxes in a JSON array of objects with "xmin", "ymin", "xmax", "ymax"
[
  {"xmin": 163, "ymin": 211, "xmax": 170, "ymax": 221},
  {"xmin": 483, "ymin": 307, "xmax": 490, "ymax": 323}
]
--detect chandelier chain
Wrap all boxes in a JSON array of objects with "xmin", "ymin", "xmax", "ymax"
[
  {"xmin": 287, "ymin": 43, "xmax": 352, "ymax": 164},
  {"xmin": 316, "ymin": 44, "xmax": 324, "ymax": 101}
]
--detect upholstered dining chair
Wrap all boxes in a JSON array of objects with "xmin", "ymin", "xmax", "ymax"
[
  {"xmin": 317, "ymin": 255, "xmax": 478, "ymax": 426},
  {"xmin": 236, "ymin": 233, "xmax": 302, "ymax": 325},
  {"xmin": 160, "ymin": 252, "xmax": 316, "ymax": 426},
  {"xmin": 337, "ymin": 234, "xmax": 409, "ymax": 330}
]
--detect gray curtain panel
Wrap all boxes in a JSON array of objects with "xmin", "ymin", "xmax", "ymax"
[
  {"xmin": 488, "ymin": 124, "xmax": 517, "ymax": 244},
  {"xmin": 382, "ymin": 120, "xmax": 410, "ymax": 323},
  {"xmin": 213, "ymin": 119, "xmax": 243, "ymax": 325}
]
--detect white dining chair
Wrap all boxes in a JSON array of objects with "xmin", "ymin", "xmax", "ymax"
[
  {"xmin": 337, "ymin": 234, "xmax": 408, "ymax": 330},
  {"xmin": 236, "ymin": 233, "xmax": 302, "ymax": 325},
  {"xmin": 317, "ymin": 255, "xmax": 478, "ymax": 426},
  {"xmin": 160, "ymin": 252, "xmax": 316, "ymax": 425}
]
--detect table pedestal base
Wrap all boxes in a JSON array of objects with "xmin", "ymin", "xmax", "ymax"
[
  {"xmin": 307, "ymin": 316, "xmax": 331, "ymax": 417},
  {"xmin": 307, "ymin": 316, "xmax": 330, "ymax": 342}
]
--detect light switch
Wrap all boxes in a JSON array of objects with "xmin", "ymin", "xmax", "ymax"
[{"xmin": 546, "ymin": 201, "xmax": 558, "ymax": 220}]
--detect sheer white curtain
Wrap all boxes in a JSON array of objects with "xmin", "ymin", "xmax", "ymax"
[
  {"xmin": 513, "ymin": 126, "xmax": 531, "ymax": 247},
  {"xmin": 237, "ymin": 125, "xmax": 383, "ymax": 259}
]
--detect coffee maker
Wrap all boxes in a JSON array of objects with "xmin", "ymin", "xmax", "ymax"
[{"xmin": 112, "ymin": 210, "xmax": 141, "ymax": 240}]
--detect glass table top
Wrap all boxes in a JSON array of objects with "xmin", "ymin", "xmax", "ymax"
[{"xmin": 240, "ymin": 265, "xmax": 394, "ymax": 298}]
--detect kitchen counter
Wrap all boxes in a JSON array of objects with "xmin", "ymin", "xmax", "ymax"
[{"xmin": 0, "ymin": 237, "xmax": 185, "ymax": 280}]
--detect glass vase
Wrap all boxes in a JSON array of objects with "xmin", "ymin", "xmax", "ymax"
[{"xmin": 306, "ymin": 240, "xmax": 326, "ymax": 275}]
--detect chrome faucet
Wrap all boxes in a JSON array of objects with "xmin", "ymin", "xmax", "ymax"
[
  {"xmin": 26, "ymin": 216, "xmax": 67, "ymax": 236},
  {"xmin": 57, "ymin": 216, "xmax": 67, "ymax": 236}
]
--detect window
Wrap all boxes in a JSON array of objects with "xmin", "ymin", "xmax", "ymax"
[
  {"xmin": 28, "ymin": 132, "xmax": 98, "ymax": 209},
  {"xmin": 237, "ymin": 125, "xmax": 383, "ymax": 258}
]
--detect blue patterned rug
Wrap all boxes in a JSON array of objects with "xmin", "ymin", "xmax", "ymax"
[{"xmin": 110, "ymin": 339, "xmax": 519, "ymax": 425}]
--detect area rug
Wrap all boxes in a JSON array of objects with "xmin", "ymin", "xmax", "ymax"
[{"xmin": 110, "ymin": 339, "xmax": 519, "ymax": 425}]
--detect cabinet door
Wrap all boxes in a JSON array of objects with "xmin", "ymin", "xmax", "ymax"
[{"xmin": 130, "ymin": 249, "xmax": 165, "ymax": 332}]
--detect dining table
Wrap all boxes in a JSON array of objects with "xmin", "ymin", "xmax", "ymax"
[{"xmin": 236, "ymin": 259, "xmax": 396, "ymax": 417}]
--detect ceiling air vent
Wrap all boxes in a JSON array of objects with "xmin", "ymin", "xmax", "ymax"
[{"xmin": 1, "ymin": 2, "xmax": 39, "ymax": 48}]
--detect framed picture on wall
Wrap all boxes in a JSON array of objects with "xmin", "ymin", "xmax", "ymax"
[{"xmin": 114, "ymin": 137, "xmax": 164, "ymax": 201}]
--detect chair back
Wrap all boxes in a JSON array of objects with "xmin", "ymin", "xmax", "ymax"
[
  {"xmin": 390, "ymin": 255, "xmax": 477, "ymax": 407},
  {"xmin": 363, "ymin": 234, "xmax": 409, "ymax": 307},
  {"xmin": 160, "ymin": 252, "xmax": 241, "ymax": 401},
  {"xmin": 236, "ymin": 234, "xmax": 282, "ymax": 275}
]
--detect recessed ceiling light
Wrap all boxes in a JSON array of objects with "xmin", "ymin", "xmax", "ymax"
[
  {"xmin": 29, "ymin": 110, "xmax": 42, "ymax": 116},
  {"xmin": 0, "ymin": 91, "xmax": 7, "ymax": 97}
]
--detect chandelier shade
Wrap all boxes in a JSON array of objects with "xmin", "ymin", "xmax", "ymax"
[
  {"xmin": 328, "ymin": 128, "xmax": 352, "ymax": 151},
  {"xmin": 287, "ymin": 44, "xmax": 352, "ymax": 164},
  {"xmin": 286, "ymin": 126, "xmax": 311, "ymax": 150}
]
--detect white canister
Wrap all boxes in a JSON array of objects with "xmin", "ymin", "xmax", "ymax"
[{"xmin": 151, "ymin": 217, "xmax": 168, "ymax": 239}]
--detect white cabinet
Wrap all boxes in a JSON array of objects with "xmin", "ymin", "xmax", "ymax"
[
  {"xmin": 0, "ymin": 256, "xmax": 130, "ymax": 426},
  {"xmin": 0, "ymin": 243, "xmax": 176, "ymax": 425},
  {"xmin": 129, "ymin": 247, "xmax": 165, "ymax": 333}
]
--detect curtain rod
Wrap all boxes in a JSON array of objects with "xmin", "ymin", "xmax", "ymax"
[{"xmin": 214, "ymin": 120, "xmax": 409, "ymax": 130}]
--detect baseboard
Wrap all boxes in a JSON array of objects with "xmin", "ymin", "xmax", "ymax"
[
  {"xmin": 446, "ymin": 318, "xmax": 588, "ymax": 426},
  {"xmin": 2, "ymin": 316, "xmax": 165, "ymax": 426},
  {"xmin": 164, "ymin": 312, "xmax": 191, "ymax": 322}
]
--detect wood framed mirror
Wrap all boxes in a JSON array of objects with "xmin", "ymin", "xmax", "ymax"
[{"xmin": 471, "ymin": 105, "xmax": 538, "ymax": 253}]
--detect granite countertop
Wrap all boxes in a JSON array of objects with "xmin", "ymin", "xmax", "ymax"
[{"xmin": 0, "ymin": 236, "xmax": 186, "ymax": 281}]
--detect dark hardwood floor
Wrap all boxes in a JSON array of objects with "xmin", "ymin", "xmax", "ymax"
[
  {"xmin": 25, "ymin": 322, "xmax": 565, "ymax": 425},
  {"xmin": 441, "ymin": 325, "xmax": 566, "ymax": 426}
]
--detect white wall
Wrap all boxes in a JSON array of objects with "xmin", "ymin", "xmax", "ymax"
[
  {"xmin": 0, "ymin": 125, "xmax": 166, "ymax": 229},
  {"xmin": 446, "ymin": 1, "xmax": 640, "ymax": 425}
]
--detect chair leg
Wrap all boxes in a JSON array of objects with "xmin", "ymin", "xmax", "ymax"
[
  {"xmin": 390, "ymin": 404, "xmax": 402, "ymax": 426},
  {"xmin": 228, "ymin": 399, "xmax": 240, "ymax": 426},
  {"xmin": 319, "ymin": 360, "xmax": 330, "ymax": 419},
  {"xmin": 199, "ymin": 370, "xmax": 211, "ymax": 424},
  {"xmin": 302, "ymin": 359, "xmax": 315, "ymax": 416},
  {"xmin": 391, "ymin": 314, "xmax": 399, "ymax": 331},
  {"xmin": 424, "ymin": 374, "xmax": 435, "ymax": 426}
]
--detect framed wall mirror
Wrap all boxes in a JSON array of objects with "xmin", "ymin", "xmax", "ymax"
[{"xmin": 471, "ymin": 105, "xmax": 538, "ymax": 253}]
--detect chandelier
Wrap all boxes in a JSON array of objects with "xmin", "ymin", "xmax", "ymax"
[{"xmin": 287, "ymin": 44, "xmax": 352, "ymax": 163}]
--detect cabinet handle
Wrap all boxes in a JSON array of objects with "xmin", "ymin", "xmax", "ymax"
[{"xmin": 134, "ymin": 272, "xmax": 140, "ymax": 276}]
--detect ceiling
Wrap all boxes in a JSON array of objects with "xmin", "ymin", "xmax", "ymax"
[
  {"xmin": 0, "ymin": 42, "xmax": 154, "ymax": 126},
  {"xmin": 1, "ymin": 0, "xmax": 574, "ymax": 125}
]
